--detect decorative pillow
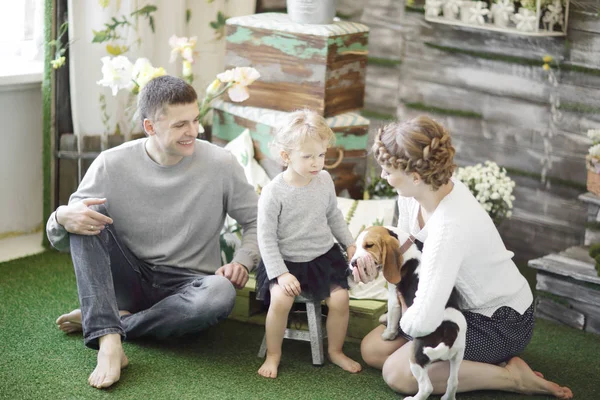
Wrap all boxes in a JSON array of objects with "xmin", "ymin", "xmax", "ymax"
[
  {"xmin": 224, "ymin": 128, "xmax": 271, "ymax": 190},
  {"xmin": 221, "ymin": 129, "xmax": 271, "ymax": 265},
  {"xmin": 336, "ymin": 197, "xmax": 398, "ymax": 300}
]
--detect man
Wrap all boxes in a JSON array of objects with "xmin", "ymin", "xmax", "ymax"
[{"xmin": 47, "ymin": 75, "xmax": 259, "ymax": 389}]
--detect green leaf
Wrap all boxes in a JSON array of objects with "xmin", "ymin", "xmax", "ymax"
[
  {"xmin": 92, "ymin": 30, "xmax": 110, "ymax": 43},
  {"xmin": 209, "ymin": 21, "xmax": 219, "ymax": 29},
  {"xmin": 130, "ymin": 5, "xmax": 158, "ymax": 16},
  {"xmin": 149, "ymin": 16, "xmax": 155, "ymax": 33},
  {"xmin": 217, "ymin": 11, "xmax": 227, "ymax": 23},
  {"xmin": 186, "ymin": 9, "xmax": 192, "ymax": 24}
]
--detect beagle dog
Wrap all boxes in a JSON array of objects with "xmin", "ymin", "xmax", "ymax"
[{"xmin": 350, "ymin": 226, "xmax": 466, "ymax": 400}]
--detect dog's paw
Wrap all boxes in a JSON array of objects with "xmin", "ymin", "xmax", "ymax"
[
  {"xmin": 381, "ymin": 328, "xmax": 398, "ymax": 341},
  {"xmin": 441, "ymin": 394, "xmax": 456, "ymax": 400},
  {"xmin": 378, "ymin": 313, "xmax": 388, "ymax": 325}
]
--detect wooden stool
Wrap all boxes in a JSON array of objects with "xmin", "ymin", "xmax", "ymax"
[{"xmin": 257, "ymin": 295, "xmax": 327, "ymax": 365}]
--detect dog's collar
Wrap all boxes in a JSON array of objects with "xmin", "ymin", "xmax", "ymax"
[{"xmin": 398, "ymin": 235, "xmax": 416, "ymax": 255}]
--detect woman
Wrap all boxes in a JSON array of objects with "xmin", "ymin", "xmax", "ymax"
[{"xmin": 361, "ymin": 116, "xmax": 572, "ymax": 399}]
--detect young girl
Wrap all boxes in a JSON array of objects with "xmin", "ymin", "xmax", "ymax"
[
  {"xmin": 255, "ymin": 109, "xmax": 362, "ymax": 379},
  {"xmin": 360, "ymin": 115, "xmax": 572, "ymax": 399}
]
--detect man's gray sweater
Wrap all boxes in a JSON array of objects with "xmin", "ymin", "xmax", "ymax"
[{"xmin": 46, "ymin": 139, "xmax": 259, "ymax": 274}]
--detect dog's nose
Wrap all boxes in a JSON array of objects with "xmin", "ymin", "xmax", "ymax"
[{"xmin": 350, "ymin": 259, "xmax": 357, "ymax": 268}]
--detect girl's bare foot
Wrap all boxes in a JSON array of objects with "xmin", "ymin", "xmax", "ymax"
[
  {"xmin": 258, "ymin": 354, "xmax": 281, "ymax": 378},
  {"xmin": 505, "ymin": 357, "xmax": 572, "ymax": 399},
  {"xmin": 328, "ymin": 351, "xmax": 362, "ymax": 373},
  {"xmin": 88, "ymin": 334, "xmax": 128, "ymax": 389},
  {"xmin": 56, "ymin": 309, "xmax": 82, "ymax": 333}
]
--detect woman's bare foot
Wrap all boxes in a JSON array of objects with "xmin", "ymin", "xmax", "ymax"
[
  {"xmin": 88, "ymin": 334, "xmax": 128, "ymax": 389},
  {"xmin": 505, "ymin": 357, "xmax": 572, "ymax": 399},
  {"xmin": 258, "ymin": 354, "xmax": 281, "ymax": 378},
  {"xmin": 328, "ymin": 351, "xmax": 362, "ymax": 373},
  {"xmin": 56, "ymin": 309, "xmax": 82, "ymax": 334}
]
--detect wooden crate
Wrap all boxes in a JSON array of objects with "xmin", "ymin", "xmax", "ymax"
[
  {"xmin": 230, "ymin": 274, "xmax": 387, "ymax": 342},
  {"xmin": 212, "ymin": 100, "xmax": 369, "ymax": 198},
  {"xmin": 224, "ymin": 13, "xmax": 369, "ymax": 117},
  {"xmin": 528, "ymin": 246, "xmax": 600, "ymax": 335}
]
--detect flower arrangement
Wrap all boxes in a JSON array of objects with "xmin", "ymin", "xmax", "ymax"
[
  {"xmin": 95, "ymin": 34, "xmax": 260, "ymax": 135},
  {"xmin": 455, "ymin": 161, "xmax": 516, "ymax": 225},
  {"xmin": 363, "ymin": 175, "xmax": 397, "ymax": 200},
  {"xmin": 587, "ymin": 129, "xmax": 600, "ymax": 172}
]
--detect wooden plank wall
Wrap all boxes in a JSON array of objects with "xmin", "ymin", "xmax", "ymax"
[
  {"xmin": 348, "ymin": 0, "xmax": 600, "ymax": 263},
  {"xmin": 256, "ymin": 0, "xmax": 595, "ymax": 262}
]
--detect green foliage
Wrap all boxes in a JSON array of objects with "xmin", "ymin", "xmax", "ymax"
[
  {"xmin": 360, "ymin": 109, "xmax": 395, "ymax": 121},
  {"xmin": 186, "ymin": 9, "xmax": 192, "ymax": 24},
  {"xmin": 589, "ymin": 243, "xmax": 600, "ymax": 276},
  {"xmin": 404, "ymin": 102, "xmax": 483, "ymax": 119},
  {"xmin": 92, "ymin": 5, "xmax": 157, "ymax": 43},
  {"xmin": 365, "ymin": 176, "xmax": 397, "ymax": 199},
  {"xmin": 210, "ymin": 11, "xmax": 228, "ymax": 39},
  {"xmin": 345, "ymin": 200, "xmax": 359, "ymax": 224},
  {"xmin": 367, "ymin": 57, "xmax": 402, "ymax": 67}
]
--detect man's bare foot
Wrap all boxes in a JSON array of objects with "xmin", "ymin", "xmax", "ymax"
[
  {"xmin": 56, "ymin": 309, "xmax": 82, "ymax": 334},
  {"xmin": 328, "ymin": 351, "xmax": 362, "ymax": 373},
  {"xmin": 88, "ymin": 334, "xmax": 128, "ymax": 389},
  {"xmin": 505, "ymin": 357, "xmax": 572, "ymax": 399},
  {"xmin": 258, "ymin": 354, "xmax": 281, "ymax": 379},
  {"xmin": 56, "ymin": 309, "xmax": 131, "ymax": 334}
]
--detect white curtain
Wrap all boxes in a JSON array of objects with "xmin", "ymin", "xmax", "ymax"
[{"xmin": 67, "ymin": 0, "xmax": 256, "ymax": 138}]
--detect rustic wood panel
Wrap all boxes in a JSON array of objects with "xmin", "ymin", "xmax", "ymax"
[
  {"xmin": 535, "ymin": 297, "xmax": 586, "ymax": 330},
  {"xmin": 403, "ymin": 12, "xmax": 567, "ymax": 60},
  {"xmin": 537, "ymin": 272, "xmax": 600, "ymax": 307},
  {"xmin": 565, "ymin": 29, "xmax": 600, "ymax": 68},
  {"xmin": 529, "ymin": 246, "xmax": 600, "ymax": 285},
  {"xmin": 398, "ymin": 107, "xmax": 587, "ymax": 183},
  {"xmin": 364, "ymin": 64, "xmax": 401, "ymax": 115}
]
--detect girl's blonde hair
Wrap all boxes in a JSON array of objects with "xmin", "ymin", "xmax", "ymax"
[
  {"xmin": 372, "ymin": 116, "xmax": 456, "ymax": 190},
  {"xmin": 270, "ymin": 109, "xmax": 335, "ymax": 157}
]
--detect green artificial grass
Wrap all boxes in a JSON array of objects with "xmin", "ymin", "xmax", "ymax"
[{"xmin": 1, "ymin": 252, "xmax": 599, "ymax": 399}]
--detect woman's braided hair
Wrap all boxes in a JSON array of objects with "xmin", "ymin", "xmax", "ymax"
[{"xmin": 372, "ymin": 116, "xmax": 456, "ymax": 191}]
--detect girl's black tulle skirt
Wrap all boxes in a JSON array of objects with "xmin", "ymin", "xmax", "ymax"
[{"xmin": 255, "ymin": 244, "xmax": 351, "ymax": 305}]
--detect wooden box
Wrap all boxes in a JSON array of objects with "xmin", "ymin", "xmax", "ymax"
[
  {"xmin": 212, "ymin": 100, "xmax": 369, "ymax": 199},
  {"xmin": 224, "ymin": 12, "xmax": 369, "ymax": 117}
]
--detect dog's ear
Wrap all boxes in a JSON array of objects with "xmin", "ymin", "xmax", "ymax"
[{"xmin": 382, "ymin": 234, "xmax": 402, "ymax": 284}]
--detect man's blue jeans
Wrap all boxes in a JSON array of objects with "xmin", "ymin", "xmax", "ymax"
[{"xmin": 69, "ymin": 219, "xmax": 236, "ymax": 349}]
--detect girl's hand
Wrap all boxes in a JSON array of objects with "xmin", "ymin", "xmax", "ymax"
[
  {"xmin": 277, "ymin": 272, "xmax": 301, "ymax": 297},
  {"xmin": 346, "ymin": 244, "xmax": 356, "ymax": 261}
]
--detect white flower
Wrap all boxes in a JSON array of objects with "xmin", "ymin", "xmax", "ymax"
[
  {"xmin": 169, "ymin": 35, "xmax": 197, "ymax": 63},
  {"xmin": 97, "ymin": 56, "xmax": 134, "ymax": 96},
  {"xmin": 512, "ymin": 8, "xmax": 537, "ymax": 32},
  {"xmin": 455, "ymin": 160, "xmax": 515, "ymax": 224},
  {"xmin": 589, "ymin": 143, "xmax": 600, "ymax": 158},
  {"xmin": 217, "ymin": 67, "xmax": 261, "ymax": 102},
  {"xmin": 491, "ymin": 0, "xmax": 514, "ymax": 23},
  {"xmin": 587, "ymin": 129, "xmax": 600, "ymax": 144},
  {"xmin": 132, "ymin": 58, "xmax": 166, "ymax": 92},
  {"xmin": 468, "ymin": 1, "xmax": 489, "ymax": 25}
]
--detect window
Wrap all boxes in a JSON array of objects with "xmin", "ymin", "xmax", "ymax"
[{"xmin": 0, "ymin": 0, "xmax": 44, "ymax": 84}]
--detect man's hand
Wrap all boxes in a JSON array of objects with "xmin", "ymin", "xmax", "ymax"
[
  {"xmin": 277, "ymin": 272, "xmax": 301, "ymax": 297},
  {"xmin": 216, "ymin": 262, "xmax": 249, "ymax": 289},
  {"xmin": 56, "ymin": 198, "xmax": 113, "ymax": 235}
]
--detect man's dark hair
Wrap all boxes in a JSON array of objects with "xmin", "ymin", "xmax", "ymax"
[{"xmin": 138, "ymin": 75, "xmax": 198, "ymax": 124}]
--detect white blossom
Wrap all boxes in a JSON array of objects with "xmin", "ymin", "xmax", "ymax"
[{"xmin": 455, "ymin": 161, "xmax": 515, "ymax": 225}]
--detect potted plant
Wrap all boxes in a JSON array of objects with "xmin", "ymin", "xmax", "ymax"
[{"xmin": 586, "ymin": 129, "xmax": 600, "ymax": 197}]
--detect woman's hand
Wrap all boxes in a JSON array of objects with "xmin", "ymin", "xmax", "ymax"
[{"xmin": 277, "ymin": 272, "xmax": 301, "ymax": 297}]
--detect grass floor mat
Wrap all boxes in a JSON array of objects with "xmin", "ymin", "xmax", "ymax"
[{"xmin": 1, "ymin": 251, "xmax": 598, "ymax": 399}]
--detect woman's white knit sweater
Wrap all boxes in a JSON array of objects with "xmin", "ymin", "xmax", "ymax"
[{"xmin": 399, "ymin": 179, "xmax": 533, "ymax": 338}]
